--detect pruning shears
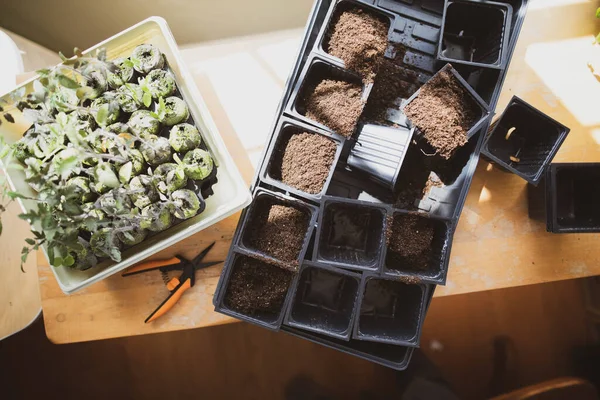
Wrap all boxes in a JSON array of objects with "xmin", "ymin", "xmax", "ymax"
[{"xmin": 122, "ymin": 241, "xmax": 222, "ymax": 323}]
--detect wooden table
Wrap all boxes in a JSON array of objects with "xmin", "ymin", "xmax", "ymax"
[{"xmin": 32, "ymin": 0, "xmax": 600, "ymax": 343}]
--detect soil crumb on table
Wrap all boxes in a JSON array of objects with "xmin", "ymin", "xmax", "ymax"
[
  {"xmin": 272, "ymin": 132, "xmax": 337, "ymax": 194},
  {"xmin": 387, "ymin": 214, "xmax": 435, "ymax": 271},
  {"xmin": 225, "ymin": 257, "xmax": 293, "ymax": 315},
  {"xmin": 248, "ymin": 202, "xmax": 310, "ymax": 265},
  {"xmin": 305, "ymin": 79, "xmax": 364, "ymax": 138},
  {"xmin": 363, "ymin": 59, "xmax": 419, "ymax": 124},
  {"xmin": 404, "ymin": 70, "xmax": 479, "ymax": 159},
  {"xmin": 326, "ymin": 7, "xmax": 389, "ymax": 79}
]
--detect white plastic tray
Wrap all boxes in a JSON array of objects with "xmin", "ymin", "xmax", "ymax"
[{"xmin": 0, "ymin": 17, "xmax": 251, "ymax": 294}]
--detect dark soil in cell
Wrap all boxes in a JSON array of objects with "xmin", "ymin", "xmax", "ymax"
[
  {"xmin": 224, "ymin": 257, "xmax": 293, "ymax": 315},
  {"xmin": 362, "ymin": 59, "xmax": 420, "ymax": 124},
  {"xmin": 248, "ymin": 203, "xmax": 310, "ymax": 264},
  {"xmin": 271, "ymin": 132, "xmax": 337, "ymax": 194},
  {"xmin": 305, "ymin": 79, "xmax": 364, "ymax": 138},
  {"xmin": 325, "ymin": 7, "xmax": 389, "ymax": 79},
  {"xmin": 386, "ymin": 214, "xmax": 434, "ymax": 271},
  {"xmin": 404, "ymin": 70, "xmax": 479, "ymax": 159}
]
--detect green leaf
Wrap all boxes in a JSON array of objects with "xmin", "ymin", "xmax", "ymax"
[
  {"xmin": 54, "ymin": 256, "xmax": 63, "ymax": 267},
  {"xmin": 143, "ymin": 92, "xmax": 152, "ymax": 108},
  {"xmin": 21, "ymin": 246, "xmax": 29, "ymax": 255},
  {"xmin": 0, "ymin": 220, "xmax": 3, "ymax": 235},
  {"xmin": 57, "ymin": 74, "xmax": 80, "ymax": 89},
  {"xmin": 25, "ymin": 238, "xmax": 36, "ymax": 245},
  {"xmin": 96, "ymin": 104, "xmax": 110, "ymax": 126},
  {"xmin": 55, "ymin": 153, "xmax": 80, "ymax": 180},
  {"xmin": 36, "ymin": 68, "xmax": 51, "ymax": 77},
  {"xmin": 596, "ymin": 7, "xmax": 600, "ymax": 18},
  {"xmin": 58, "ymin": 52, "xmax": 68, "ymax": 61},
  {"xmin": 76, "ymin": 86, "xmax": 96, "ymax": 100},
  {"xmin": 596, "ymin": 32, "xmax": 600, "ymax": 44},
  {"xmin": 149, "ymin": 112, "xmax": 160, "ymax": 119},
  {"xmin": 63, "ymin": 255, "xmax": 75, "ymax": 267}
]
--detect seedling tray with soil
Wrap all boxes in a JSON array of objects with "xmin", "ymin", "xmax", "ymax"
[
  {"xmin": 482, "ymin": 96, "xmax": 570, "ymax": 185},
  {"xmin": 353, "ymin": 275, "xmax": 430, "ymax": 346},
  {"xmin": 215, "ymin": 0, "xmax": 529, "ymax": 370},
  {"xmin": 214, "ymin": 251, "xmax": 299, "ymax": 330},
  {"xmin": 403, "ymin": 63, "xmax": 491, "ymax": 159},
  {"xmin": 545, "ymin": 163, "xmax": 600, "ymax": 233},
  {"xmin": 438, "ymin": 0, "xmax": 513, "ymax": 69},
  {"xmin": 287, "ymin": 55, "xmax": 370, "ymax": 139},
  {"xmin": 314, "ymin": 197, "xmax": 388, "ymax": 272},
  {"xmin": 383, "ymin": 210, "xmax": 453, "ymax": 284},
  {"xmin": 236, "ymin": 188, "xmax": 318, "ymax": 271},
  {"xmin": 284, "ymin": 261, "xmax": 361, "ymax": 340},
  {"xmin": 260, "ymin": 116, "xmax": 343, "ymax": 202}
]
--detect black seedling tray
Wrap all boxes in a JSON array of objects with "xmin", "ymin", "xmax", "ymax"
[
  {"xmin": 283, "ymin": 325, "xmax": 415, "ymax": 369},
  {"xmin": 545, "ymin": 163, "xmax": 600, "ymax": 233},
  {"xmin": 236, "ymin": 188, "xmax": 319, "ymax": 271},
  {"xmin": 314, "ymin": 196, "xmax": 388, "ymax": 272},
  {"xmin": 383, "ymin": 210, "xmax": 454, "ymax": 284},
  {"xmin": 437, "ymin": 0, "xmax": 513, "ymax": 69},
  {"xmin": 284, "ymin": 261, "xmax": 361, "ymax": 340},
  {"xmin": 403, "ymin": 63, "xmax": 492, "ymax": 141},
  {"xmin": 482, "ymin": 96, "xmax": 570, "ymax": 185},
  {"xmin": 353, "ymin": 275, "xmax": 430, "ymax": 346},
  {"xmin": 286, "ymin": 54, "xmax": 372, "ymax": 138},
  {"xmin": 214, "ymin": 249, "xmax": 301, "ymax": 331},
  {"xmin": 260, "ymin": 116, "xmax": 345, "ymax": 203},
  {"xmin": 347, "ymin": 123, "xmax": 415, "ymax": 190},
  {"xmin": 215, "ymin": 0, "xmax": 529, "ymax": 370}
]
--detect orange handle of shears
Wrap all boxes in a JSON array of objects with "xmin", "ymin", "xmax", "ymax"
[
  {"xmin": 123, "ymin": 257, "xmax": 181, "ymax": 275},
  {"xmin": 145, "ymin": 278, "xmax": 192, "ymax": 323}
]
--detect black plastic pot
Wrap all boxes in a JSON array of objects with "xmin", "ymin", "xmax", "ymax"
[
  {"xmin": 438, "ymin": 0, "xmax": 513, "ymax": 69},
  {"xmin": 236, "ymin": 188, "xmax": 318, "ymax": 271},
  {"xmin": 260, "ymin": 116, "xmax": 344, "ymax": 203},
  {"xmin": 482, "ymin": 96, "xmax": 570, "ymax": 185},
  {"xmin": 353, "ymin": 275, "xmax": 430, "ymax": 347},
  {"xmin": 286, "ymin": 54, "xmax": 371, "ymax": 138},
  {"xmin": 314, "ymin": 196, "xmax": 387, "ymax": 272},
  {"xmin": 403, "ymin": 63, "xmax": 491, "ymax": 142},
  {"xmin": 315, "ymin": 0, "xmax": 395, "ymax": 68},
  {"xmin": 383, "ymin": 210, "xmax": 454, "ymax": 285},
  {"xmin": 546, "ymin": 163, "xmax": 600, "ymax": 233},
  {"xmin": 214, "ymin": 250, "xmax": 300, "ymax": 331},
  {"xmin": 347, "ymin": 123, "xmax": 415, "ymax": 190},
  {"xmin": 284, "ymin": 261, "xmax": 361, "ymax": 340}
]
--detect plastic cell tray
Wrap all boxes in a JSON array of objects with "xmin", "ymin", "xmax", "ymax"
[{"xmin": 215, "ymin": 0, "xmax": 529, "ymax": 370}]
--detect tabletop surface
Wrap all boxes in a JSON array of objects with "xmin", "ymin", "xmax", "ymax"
[{"xmin": 32, "ymin": 0, "xmax": 600, "ymax": 343}]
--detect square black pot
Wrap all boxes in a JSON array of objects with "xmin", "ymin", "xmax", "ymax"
[
  {"xmin": 236, "ymin": 188, "xmax": 318, "ymax": 271},
  {"xmin": 382, "ymin": 210, "xmax": 454, "ymax": 285},
  {"xmin": 286, "ymin": 54, "xmax": 371, "ymax": 138},
  {"xmin": 282, "ymin": 326, "xmax": 414, "ymax": 371},
  {"xmin": 313, "ymin": 196, "xmax": 388, "ymax": 272},
  {"xmin": 260, "ymin": 116, "xmax": 344, "ymax": 203},
  {"xmin": 482, "ymin": 96, "xmax": 570, "ymax": 185},
  {"xmin": 214, "ymin": 251, "xmax": 300, "ymax": 331},
  {"xmin": 403, "ymin": 63, "xmax": 491, "ymax": 142},
  {"xmin": 546, "ymin": 163, "xmax": 600, "ymax": 233},
  {"xmin": 353, "ymin": 275, "xmax": 430, "ymax": 347},
  {"xmin": 315, "ymin": 0, "xmax": 395, "ymax": 69},
  {"xmin": 437, "ymin": 0, "xmax": 513, "ymax": 69},
  {"xmin": 347, "ymin": 123, "xmax": 415, "ymax": 191},
  {"xmin": 284, "ymin": 261, "xmax": 361, "ymax": 340}
]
